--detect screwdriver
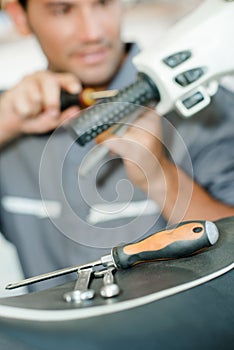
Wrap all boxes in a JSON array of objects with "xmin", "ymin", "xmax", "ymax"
[
  {"xmin": 6, "ymin": 220, "xmax": 219, "ymax": 290},
  {"xmin": 60, "ymin": 88, "xmax": 118, "ymax": 111}
]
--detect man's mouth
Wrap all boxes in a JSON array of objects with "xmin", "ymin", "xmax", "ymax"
[{"xmin": 71, "ymin": 47, "xmax": 109, "ymax": 65}]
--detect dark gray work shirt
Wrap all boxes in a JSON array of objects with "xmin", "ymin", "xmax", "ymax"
[{"xmin": 0, "ymin": 43, "xmax": 234, "ymax": 291}]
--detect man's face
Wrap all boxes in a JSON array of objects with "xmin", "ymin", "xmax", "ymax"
[{"xmin": 25, "ymin": 0, "xmax": 124, "ymax": 87}]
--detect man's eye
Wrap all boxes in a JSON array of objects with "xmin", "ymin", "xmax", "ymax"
[
  {"xmin": 98, "ymin": 0, "xmax": 113, "ymax": 6},
  {"xmin": 50, "ymin": 5, "xmax": 72, "ymax": 15}
]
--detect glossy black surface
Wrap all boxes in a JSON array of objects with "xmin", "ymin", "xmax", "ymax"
[{"xmin": 0, "ymin": 217, "xmax": 233, "ymax": 350}]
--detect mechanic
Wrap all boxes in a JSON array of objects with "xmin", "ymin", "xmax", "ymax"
[{"xmin": 0, "ymin": 0, "xmax": 234, "ymax": 291}]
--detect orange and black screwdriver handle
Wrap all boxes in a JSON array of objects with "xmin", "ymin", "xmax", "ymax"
[
  {"xmin": 60, "ymin": 88, "xmax": 96, "ymax": 110},
  {"xmin": 111, "ymin": 220, "xmax": 219, "ymax": 269}
]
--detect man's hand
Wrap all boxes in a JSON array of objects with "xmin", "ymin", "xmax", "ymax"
[
  {"xmin": 103, "ymin": 110, "xmax": 166, "ymax": 194},
  {"xmin": 0, "ymin": 71, "xmax": 81, "ymax": 145},
  {"xmin": 102, "ymin": 110, "xmax": 234, "ymax": 223}
]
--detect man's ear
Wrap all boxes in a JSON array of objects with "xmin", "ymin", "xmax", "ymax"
[{"xmin": 5, "ymin": 1, "xmax": 31, "ymax": 36}]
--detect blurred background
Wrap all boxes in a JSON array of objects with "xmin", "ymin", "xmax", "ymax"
[
  {"xmin": 0, "ymin": 0, "xmax": 202, "ymax": 90},
  {"xmin": 0, "ymin": 0, "xmax": 232, "ymax": 297}
]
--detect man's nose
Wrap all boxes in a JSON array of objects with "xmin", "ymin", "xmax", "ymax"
[{"xmin": 77, "ymin": 7, "xmax": 103, "ymax": 42}]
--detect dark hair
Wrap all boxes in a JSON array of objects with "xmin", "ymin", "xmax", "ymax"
[{"xmin": 18, "ymin": 0, "xmax": 27, "ymax": 9}]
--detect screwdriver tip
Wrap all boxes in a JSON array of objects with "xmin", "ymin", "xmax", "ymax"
[{"xmin": 5, "ymin": 284, "xmax": 13, "ymax": 290}]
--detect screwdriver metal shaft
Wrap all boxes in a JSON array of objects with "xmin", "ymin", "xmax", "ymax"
[{"xmin": 6, "ymin": 255, "xmax": 114, "ymax": 290}]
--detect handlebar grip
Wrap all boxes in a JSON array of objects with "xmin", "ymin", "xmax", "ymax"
[
  {"xmin": 112, "ymin": 220, "xmax": 219, "ymax": 269},
  {"xmin": 67, "ymin": 73, "xmax": 160, "ymax": 146}
]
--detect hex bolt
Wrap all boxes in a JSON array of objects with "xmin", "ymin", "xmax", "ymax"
[
  {"xmin": 63, "ymin": 267, "xmax": 95, "ymax": 303},
  {"xmin": 94, "ymin": 267, "xmax": 120, "ymax": 298}
]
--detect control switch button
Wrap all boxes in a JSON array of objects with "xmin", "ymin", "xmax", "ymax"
[
  {"xmin": 163, "ymin": 50, "xmax": 192, "ymax": 68},
  {"xmin": 175, "ymin": 67, "xmax": 206, "ymax": 87},
  {"xmin": 182, "ymin": 91, "xmax": 205, "ymax": 109}
]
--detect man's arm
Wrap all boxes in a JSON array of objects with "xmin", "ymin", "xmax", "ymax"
[{"xmin": 151, "ymin": 159, "xmax": 234, "ymax": 223}]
